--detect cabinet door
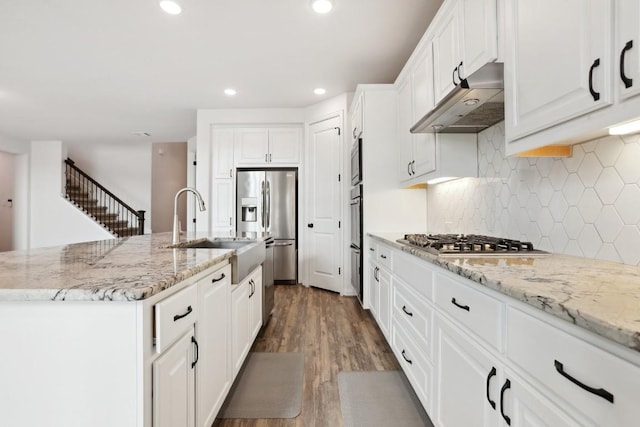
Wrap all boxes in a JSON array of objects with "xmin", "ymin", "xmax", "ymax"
[
  {"xmin": 249, "ymin": 269, "xmax": 263, "ymax": 340},
  {"xmin": 502, "ymin": 371, "xmax": 587, "ymax": 427},
  {"xmin": 616, "ymin": 0, "xmax": 640, "ymax": 101},
  {"xmin": 432, "ymin": 1, "xmax": 462, "ymax": 105},
  {"xmin": 351, "ymin": 93, "xmax": 363, "ymax": 141},
  {"xmin": 397, "ymin": 78, "xmax": 415, "ymax": 183},
  {"xmin": 459, "ymin": 0, "xmax": 498, "ymax": 79},
  {"xmin": 235, "ymin": 128, "xmax": 269, "ymax": 165},
  {"xmin": 153, "ymin": 329, "xmax": 196, "ymax": 427},
  {"xmin": 231, "ymin": 280, "xmax": 251, "ymax": 377},
  {"xmin": 196, "ymin": 266, "xmax": 231, "ymax": 427},
  {"xmin": 368, "ymin": 262, "xmax": 379, "ymax": 317},
  {"xmin": 505, "ymin": 0, "xmax": 613, "ymax": 142},
  {"xmin": 211, "ymin": 180, "xmax": 234, "ymax": 233},
  {"xmin": 212, "ymin": 128, "xmax": 235, "ymax": 179},
  {"xmin": 268, "ymin": 128, "xmax": 300, "ymax": 164},
  {"xmin": 378, "ymin": 268, "xmax": 392, "ymax": 340},
  {"xmin": 434, "ymin": 316, "xmax": 501, "ymax": 427}
]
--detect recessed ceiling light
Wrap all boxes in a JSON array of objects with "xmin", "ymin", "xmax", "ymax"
[
  {"xmin": 311, "ymin": 0, "xmax": 333, "ymax": 14},
  {"xmin": 224, "ymin": 88, "xmax": 237, "ymax": 96},
  {"xmin": 159, "ymin": 0, "xmax": 182, "ymax": 15},
  {"xmin": 314, "ymin": 88, "xmax": 327, "ymax": 95}
]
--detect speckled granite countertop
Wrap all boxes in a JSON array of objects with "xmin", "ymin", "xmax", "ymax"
[
  {"xmin": 369, "ymin": 233, "xmax": 640, "ymax": 353},
  {"xmin": 0, "ymin": 232, "xmax": 265, "ymax": 302}
]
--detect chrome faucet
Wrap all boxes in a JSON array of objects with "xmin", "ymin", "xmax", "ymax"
[{"xmin": 173, "ymin": 187, "xmax": 206, "ymax": 245}]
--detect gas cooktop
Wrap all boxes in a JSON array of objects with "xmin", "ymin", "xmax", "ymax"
[{"xmin": 397, "ymin": 234, "xmax": 550, "ymax": 257}]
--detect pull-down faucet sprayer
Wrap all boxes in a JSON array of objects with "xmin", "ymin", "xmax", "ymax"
[{"xmin": 172, "ymin": 187, "xmax": 206, "ymax": 245}]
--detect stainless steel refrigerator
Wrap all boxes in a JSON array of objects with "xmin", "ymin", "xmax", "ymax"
[{"xmin": 237, "ymin": 169, "xmax": 297, "ymax": 283}]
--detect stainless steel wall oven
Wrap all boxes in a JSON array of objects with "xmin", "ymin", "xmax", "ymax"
[{"xmin": 350, "ymin": 184, "xmax": 363, "ymax": 303}]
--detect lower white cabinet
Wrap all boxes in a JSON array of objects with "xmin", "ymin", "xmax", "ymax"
[
  {"xmin": 231, "ymin": 266, "xmax": 263, "ymax": 377},
  {"xmin": 377, "ymin": 266, "xmax": 391, "ymax": 340},
  {"xmin": 153, "ymin": 328, "xmax": 197, "ymax": 427},
  {"xmin": 196, "ymin": 265, "xmax": 232, "ymax": 427}
]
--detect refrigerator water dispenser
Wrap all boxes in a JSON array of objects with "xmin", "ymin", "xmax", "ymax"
[{"xmin": 241, "ymin": 198, "xmax": 257, "ymax": 222}]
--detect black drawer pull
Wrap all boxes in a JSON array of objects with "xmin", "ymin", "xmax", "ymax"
[
  {"xmin": 620, "ymin": 40, "xmax": 634, "ymax": 88},
  {"xmin": 451, "ymin": 297, "xmax": 470, "ymax": 312},
  {"xmin": 380, "ymin": 254, "xmax": 387, "ymax": 259},
  {"xmin": 191, "ymin": 336, "xmax": 199, "ymax": 369},
  {"xmin": 500, "ymin": 379, "xmax": 511, "ymax": 425},
  {"xmin": 486, "ymin": 366, "xmax": 497, "ymax": 410},
  {"xmin": 211, "ymin": 273, "xmax": 226, "ymax": 283},
  {"xmin": 173, "ymin": 305, "xmax": 193, "ymax": 322},
  {"xmin": 402, "ymin": 305, "xmax": 414, "ymax": 317},
  {"xmin": 588, "ymin": 58, "xmax": 601, "ymax": 101},
  {"xmin": 369, "ymin": 247, "xmax": 374, "ymax": 251},
  {"xmin": 401, "ymin": 349, "xmax": 413, "ymax": 364},
  {"xmin": 554, "ymin": 360, "xmax": 614, "ymax": 403}
]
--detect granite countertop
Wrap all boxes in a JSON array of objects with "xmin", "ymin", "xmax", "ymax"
[
  {"xmin": 369, "ymin": 233, "xmax": 640, "ymax": 353},
  {"xmin": 0, "ymin": 232, "xmax": 266, "ymax": 302}
]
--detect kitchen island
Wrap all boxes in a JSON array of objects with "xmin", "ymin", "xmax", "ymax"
[
  {"xmin": 0, "ymin": 232, "xmax": 266, "ymax": 427},
  {"xmin": 367, "ymin": 232, "xmax": 640, "ymax": 427}
]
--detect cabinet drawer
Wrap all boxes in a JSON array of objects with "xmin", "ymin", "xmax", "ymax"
[
  {"xmin": 393, "ymin": 250, "xmax": 434, "ymax": 301},
  {"xmin": 393, "ymin": 278, "xmax": 433, "ymax": 357},
  {"xmin": 434, "ymin": 272, "xmax": 502, "ymax": 350},
  {"xmin": 392, "ymin": 319, "xmax": 433, "ymax": 414},
  {"xmin": 377, "ymin": 244, "xmax": 393, "ymax": 270},
  {"xmin": 155, "ymin": 285, "xmax": 198, "ymax": 354},
  {"xmin": 507, "ymin": 307, "xmax": 640, "ymax": 427}
]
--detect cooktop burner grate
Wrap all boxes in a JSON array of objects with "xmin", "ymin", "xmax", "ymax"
[{"xmin": 399, "ymin": 234, "xmax": 549, "ymax": 257}]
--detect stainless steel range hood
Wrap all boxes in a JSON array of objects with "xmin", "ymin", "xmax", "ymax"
[{"xmin": 411, "ymin": 62, "xmax": 504, "ymax": 134}]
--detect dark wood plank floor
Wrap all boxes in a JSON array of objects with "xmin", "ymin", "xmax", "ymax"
[{"xmin": 213, "ymin": 284, "xmax": 400, "ymax": 427}]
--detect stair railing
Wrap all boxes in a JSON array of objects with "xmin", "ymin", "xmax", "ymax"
[{"xmin": 64, "ymin": 158, "xmax": 146, "ymax": 236}]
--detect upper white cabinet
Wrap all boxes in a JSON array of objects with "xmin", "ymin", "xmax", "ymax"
[
  {"xmin": 616, "ymin": 0, "xmax": 640, "ymax": 101},
  {"xmin": 212, "ymin": 128, "xmax": 234, "ymax": 179},
  {"xmin": 504, "ymin": 0, "xmax": 613, "ymax": 145},
  {"xmin": 351, "ymin": 93, "xmax": 363, "ymax": 142},
  {"xmin": 432, "ymin": 0, "xmax": 498, "ymax": 105},
  {"xmin": 235, "ymin": 127, "xmax": 301, "ymax": 166}
]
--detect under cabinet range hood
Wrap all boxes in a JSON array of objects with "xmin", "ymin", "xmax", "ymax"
[{"xmin": 411, "ymin": 62, "xmax": 504, "ymax": 134}]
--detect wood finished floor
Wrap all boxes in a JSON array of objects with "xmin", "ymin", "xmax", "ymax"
[{"xmin": 213, "ymin": 284, "xmax": 400, "ymax": 427}]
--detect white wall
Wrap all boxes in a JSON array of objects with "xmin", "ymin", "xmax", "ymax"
[
  {"xmin": 0, "ymin": 152, "xmax": 15, "ymax": 251},
  {"xmin": 427, "ymin": 122, "xmax": 640, "ymax": 266},
  {"xmin": 151, "ymin": 142, "xmax": 187, "ymax": 233},
  {"xmin": 29, "ymin": 141, "xmax": 113, "ymax": 248},
  {"xmin": 0, "ymin": 134, "xmax": 29, "ymax": 249},
  {"xmin": 67, "ymin": 142, "xmax": 152, "ymax": 233}
]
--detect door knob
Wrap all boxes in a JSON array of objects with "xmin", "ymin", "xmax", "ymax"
[{"xmin": 307, "ymin": 223, "xmax": 314, "ymax": 228}]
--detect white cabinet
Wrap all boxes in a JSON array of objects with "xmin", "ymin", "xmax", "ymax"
[
  {"xmin": 211, "ymin": 180, "xmax": 234, "ymax": 234},
  {"xmin": 434, "ymin": 316, "xmax": 501, "ymax": 427},
  {"xmin": 615, "ymin": 0, "xmax": 640, "ymax": 101},
  {"xmin": 231, "ymin": 266, "xmax": 262, "ymax": 377},
  {"xmin": 211, "ymin": 127, "xmax": 235, "ymax": 234},
  {"xmin": 432, "ymin": 0, "xmax": 498, "ymax": 105},
  {"xmin": 153, "ymin": 328, "xmax": 196, "ymax": 427},
  {"xmin": 212, "ymin": 128, "xmax": 234, "ymax": 179},
  {"xmin": 377, "ymin": 266, "xmax": 391, "ymax": 340},
  {"xmin": 504, "ymin": 0, "xmax": 612, "ymax": 143},
  {"xmin": 235, "ymin": 128, "xmax": 301, "ymax": 166},
  {"xmin": 196, "ymin": 265, "xmax": 231, "ymax": 427},
  {"xmin": 351, "ymin": 92, "xmax": 363, "ymax": 142},
  {"xmin": 369, "ymin": 260, "xmax": 379, "ymax": 317}
]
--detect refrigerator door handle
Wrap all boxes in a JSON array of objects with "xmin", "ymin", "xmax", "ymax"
[
  {"xmin": 266, "ymin": 180, "xmax": 271, "ymax": 230},
  {"xmin": 260, "ymin": 180, "xmax": 266, "ymax": 228}
]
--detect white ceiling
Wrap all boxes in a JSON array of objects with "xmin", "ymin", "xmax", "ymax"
[{"xmin": 0, "ymin": 0, "xmax": 443, "ymax": 146}]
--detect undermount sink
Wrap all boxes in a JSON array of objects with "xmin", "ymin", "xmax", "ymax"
[{"xmin": 172, "ymin": 238, "xmax": 265, "ymax": 284}]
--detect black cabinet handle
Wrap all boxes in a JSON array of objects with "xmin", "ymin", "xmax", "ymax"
[
  {"xmin": 554, "ymin": 360, "xmax": 614, "ymax": 403},
  {"xmin": 307, "ymin": 223, "xmax": 314, "ymax": 228},
  {"xmin": 620, "ymin": 40, "xmax": 634, "ymax": 89},
  {"xmin": 451, "ymin": 297, "xmax": 470, "ymax": 312},
  {"xmin": 191, "ymin": 336, "xmax": 199, "ymax": 369},
  {"xmin": 380, "ymin": 254, "xmax": 387, "ymax": 259},
  {"xmin": 211, "ymin": 273, "xmax": 226, "ymax": 283},
  {"xmin": 410, "ymin": 160, "xmax": 415, "ymax": 175},
  {"xmin": 173, "ymin": 305, "xmax": 193, "ymax": 322},
  {"xmin": 369, "ymin": 247, "xmax": 375, "ymax": 251},
  {"xmin": 452, "ymin": 66, "xmax": 459, "ymax": 86},
  {"xmin": 486, "ymin": 367, "xmax": 497, "ymax": 410},
  {"xmin": 401, "ymin": 349, "xmax": 413, "ymax": 364},
  {"xmin": 407, "ymin": 162, "xmax": 411, "ymax": 177},
  {"xmin": 589, "ymin": 58, "xmax": 601, "ymax": 101},
  {"xmin": 353, "ymin": 128, "xmax": 357, "ymax": 139},
  {"xmin": 402, "ymin": 305, "xmax": 414, "ymax": 317},
  {"xmin": 457, "ymin": 61, "xmax": 463, "ymax": 81},
  {"xmin": 374, "ymin": 266, "xmax": 379, "ymax": 282},
  {"xmin": 500, "ymin": 379, "xmax": 511, "ymax": 425}
]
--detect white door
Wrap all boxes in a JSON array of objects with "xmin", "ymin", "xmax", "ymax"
[
  {"xmin": 307, "ymin": 117, "xmax": 342, "ymax": 293},
  {"xmin": 153, "ymin": 329, "xmax": 196, "ymax": 427}
]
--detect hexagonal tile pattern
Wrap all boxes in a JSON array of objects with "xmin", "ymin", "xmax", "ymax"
[
  {"xmin": 594, "ymin": 136, "xmax": 624, "ymax": 167},
  {"xmin": 577, "ymin": 189, "xmax": 602, "ymax": 223},
  {"xmin": 613, "ymin": 142, "xmax": 640, "ymax": 184},
  {"xmin": 594, "ymin": 206, "xmax": 623, "ymax": 243},
  {"xmin": 594, "ymin": 168, "xmax": 624, "ymax": 205},
  {"xmin": 577, "ymin": 224, "xmax": 602, "ymax": 258},
  {"xmin": 576, "ymin": 153, "xmax": 602, "ymax": 187},
  {"xmin": 616, "ymin": 185, "xmax": 640, "ymax": 225},
  {"xmin": 426, "ymin": 122, "xmax": 640, "ymax": 266},
  {"xmin": 614, "ymin": 226, "xmax": 640, "ymax": 265}
]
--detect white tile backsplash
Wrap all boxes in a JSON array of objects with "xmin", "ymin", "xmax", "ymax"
[{"xmin": 426, "ymin": 122, "xmax": 640, "ymax": 266}]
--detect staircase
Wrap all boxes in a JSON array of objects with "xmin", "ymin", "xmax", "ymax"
[{"xmin": 64, "ymin": 158, "xmax": 145, "ymax": 238}]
